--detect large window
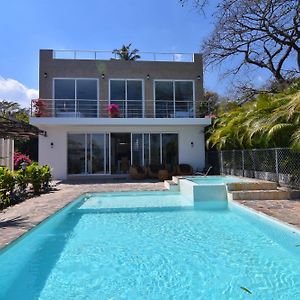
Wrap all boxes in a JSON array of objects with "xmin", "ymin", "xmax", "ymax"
[
  {"xmin": 54, "ymin": 79, "xmax": 98, "ymax": 117},
  {"xmin": 110, "ymin": 79, "xmax": 143, "ymax": 118},
  {"xmin": 132, "ymin": 133, "xmax": 178, "ymax": 167},
  {"xmin": 155, "ymin": 80, "xmax": 194, "ymax": 118},
  {"xmin": 67, "ymin": 133, "xmax": 109, "ymax": 175}
]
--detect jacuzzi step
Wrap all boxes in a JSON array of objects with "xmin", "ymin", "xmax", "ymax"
[
  {"xmin": 228, "ymin": 189, "xmax": 290, "ymax": 201},
  {"xmin": 164, "ymin": 180, "xmax": 179, "ymax": 192},
  {"xmin": 227, "ymin": 181, "xmax": 278, "ymax": 191}
]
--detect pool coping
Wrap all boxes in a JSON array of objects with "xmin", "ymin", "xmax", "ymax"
[{"xmin": 1, "ymin": 180, "xmax": 300, "ymax": 251}]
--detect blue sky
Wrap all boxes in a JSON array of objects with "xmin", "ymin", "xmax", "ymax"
[{"xmin": 0, "ymin": 0, "xmax": 265, "ymax": 107}]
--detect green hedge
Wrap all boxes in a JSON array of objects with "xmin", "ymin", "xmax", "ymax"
[{"xmin": 0, "ymin": 163, "xmax": 52, "ymax": 209}]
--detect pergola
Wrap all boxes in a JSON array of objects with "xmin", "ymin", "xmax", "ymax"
[
  {"xmin": 0, "ymin": 116, "xmax": 46, "ymax": 169},
  {"xmin": 0, "ymin": 116, "xmax": 46, "ymax": 139}
]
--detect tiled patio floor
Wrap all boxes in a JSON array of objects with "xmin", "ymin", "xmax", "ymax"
[{"xmin": 1, "ymin": 180, "xmax": 300, "ymax": 250}]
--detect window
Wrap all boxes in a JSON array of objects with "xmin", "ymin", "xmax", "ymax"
[
  {"xmin": 110, "ymin": 80, "xmax": 143, "ymax": 118},
  {"xmin": 54, "ymin": 79, "xmax": 98, "ymax": 117},
  {"xmin": 67, "ymin": 133, "xmax": 109, "ymax": 175},
  {"xmin": 155, "ymin": 81, "xmax": 194, "ymax": 118}
]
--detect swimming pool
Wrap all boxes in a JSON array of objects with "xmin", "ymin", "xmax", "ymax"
[
  {"xmin": 187, "ymin": 175, "xmax": 252, "ymax": 185},
  {"xmin": 1, "ymin": 191, "xmax": 300, "ymax": 299}
]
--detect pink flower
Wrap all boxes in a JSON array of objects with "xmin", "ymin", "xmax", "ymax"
[{"xmin": 14, "ymin": 152, "xmax": 32, "ymax": 170}]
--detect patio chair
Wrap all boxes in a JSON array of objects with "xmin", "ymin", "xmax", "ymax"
[
  {"xmin": 176, "ymin": 164, "xmax": 193, "ymax": 176},
  {"xmin": 147, "ymin": 164, "xmax": 166, "ymax": 179},
  {"xmin": 129, "ymin": 166, "xmax": 146, "ymax": 180}
]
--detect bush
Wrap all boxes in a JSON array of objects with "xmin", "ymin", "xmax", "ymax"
[
  {"xmin": 14, "ymin": 151, "xmax": 32, "ymax": 170},
  {"xmin": 0, "ymin": 163, "xmax": 52, "ymax": 209},
  {"xmin": 15, "ymin": 169, "xmax": 29, "ymax": 197},
  {"xmin": 0, "ymin": 167, "xmax": 16, "ymax": 209},
  {"xmin": 26, "ymin": 163, "xmax": 52, "ymax": 195}
]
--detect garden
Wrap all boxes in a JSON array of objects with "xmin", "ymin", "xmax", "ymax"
[{"xmin": 0, "ymin": 152, "xmax": 52, "ymax": 210}]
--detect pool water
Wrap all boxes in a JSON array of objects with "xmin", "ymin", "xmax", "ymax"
[
  {"xmin": 187, "ymin": 175, "xmax": 251, "ymax": 185},
  {"xmin": 1, "ymin": 191, "xmax": 300, "ymax": 299}
]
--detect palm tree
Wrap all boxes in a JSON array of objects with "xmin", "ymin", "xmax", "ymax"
[
  {"xmin": 207, "ymin": 79, "xmax": 300, "ymax": 150},
  {"xmin": 112, "ymin": 43, "xmax": 141, "ymax": 61}
]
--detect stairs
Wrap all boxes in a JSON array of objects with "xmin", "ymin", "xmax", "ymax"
[
  {"xmin": 165, "ymin": 177, "xmax": 297, "ymax": 201},
  {"xmin": 227, "ymin": 182, "xmax": 291, "ymax": 201}
]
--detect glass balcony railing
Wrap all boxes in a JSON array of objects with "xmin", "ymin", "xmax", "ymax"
[{"xmin": 31, "ymin": 99, "xmax": 212, "ymax": 118}]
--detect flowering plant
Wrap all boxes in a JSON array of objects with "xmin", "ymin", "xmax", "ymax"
[
  {"xmin": 107, "ymin": 104, "xmax": 120, "ymax": 117},
  {"xmin": 32, "ymin": 99, "xmax": 48, "ymax": 117},
  {"xmin": 14, "ymin": 152, "xmax": 32, "ymax": 170}
]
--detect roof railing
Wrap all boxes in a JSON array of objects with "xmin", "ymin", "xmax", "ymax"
[{"xmin": 53, "ymin": 50, "xmax": 195, "ymax": 62}]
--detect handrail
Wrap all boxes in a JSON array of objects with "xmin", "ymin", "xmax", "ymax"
[
  {"xmin": 53, "ymin": 50, "xmax": 195, "ymax": 62},
  {"xmin": 31, "ymin": 99, "xmax": 211, "ymax": 118}
]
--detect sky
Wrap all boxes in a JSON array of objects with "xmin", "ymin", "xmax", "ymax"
[{"xmin": 0, "ymin": 0, "xmax": 267, "ymax": 108}]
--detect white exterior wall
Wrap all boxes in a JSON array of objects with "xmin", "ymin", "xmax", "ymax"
[{"xmin": 38, "ymin": 124, "xmax": 206, "ymax": 180}]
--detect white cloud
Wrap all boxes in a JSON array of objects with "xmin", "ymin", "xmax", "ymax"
[{"xmin": 0, "ymin": 76, "xmax": 38, "ymax": 108}]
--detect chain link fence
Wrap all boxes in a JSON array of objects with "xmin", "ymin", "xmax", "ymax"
[{"xmin": 207, "ymin": 148, "xmax": 300, "ymax": 188}]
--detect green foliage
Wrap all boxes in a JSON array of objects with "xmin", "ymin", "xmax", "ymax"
[
  {"xmin": 0, "ymin": 167, "xmax": 15, "ymax": 208},
  {"xmin": 112, "ymin": 43, "xmax": 141, "ymax": 61},
  {"xmin": 26, "ymin": 163, "xmax": 52, "ymax": 195},
  {"xmin": 0, "ymin": 164, "xmax": 52, "ymax": 209},
  {"xmin": 207, "ymin": 79, "xmax": 300, "ymax": 150},
  {"xmin": 15, "ymin": 169, "xmax": 29, "ymax": 196}
]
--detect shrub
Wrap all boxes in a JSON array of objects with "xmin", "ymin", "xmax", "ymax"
[
  {"xmin": 0, "ymin": 167, "xmax": 15, "ymax": 208},
  {"xmin": 26, "ymin": 163, "xmax": 52, "ymax": 195},
  {"xmin": 15, "ymin": 169, "xmax": 29, "ymax": 197},
  {"xmin": 14, "ymin": 151, "xmax": 32, "ymax": 170}
]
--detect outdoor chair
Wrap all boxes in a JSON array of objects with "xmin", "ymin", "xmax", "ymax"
[
  {"xmin": 129, "ymin": 166, "xmax": 146, "ymax": 180},
  {"xmin": 147, "ymin": 164, "xmax": 166, "ymax": 179},
  {"xmin": 176, "ymin": 164, "xmax": 193, "ymax": 176}
]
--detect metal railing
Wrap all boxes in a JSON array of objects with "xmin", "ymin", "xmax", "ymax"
[
  {"xmin": 31, "ymin": 99, "xmax": 211, "ymax": 118},
  {"xmin": 207, "ymin": 148, "xmax": 300, "ymax": 188},
  {"xmin": 53, "ymin": 50, "xmax": 195, "ymax": 62}
]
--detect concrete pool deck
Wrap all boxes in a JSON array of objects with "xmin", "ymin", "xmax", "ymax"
[{"xmin": 0, "ymin": 180, "xmax": 300, "ymax": 250}]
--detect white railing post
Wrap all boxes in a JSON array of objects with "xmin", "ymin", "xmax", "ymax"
[
  {"xmin": 275, "ymin": 148, "xmax": 279, "ymax": 183},
  {"xmin": 242, "ymin": 150, "xmax": 245, "ymax": 177},
  {"xmin": 220, "ymin": 151, "xmax": 224, "ymax": 175}
]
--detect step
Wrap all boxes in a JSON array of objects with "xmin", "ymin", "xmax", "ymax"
[
  {"xmin": 227, "ymin": 181, "xmax": 278, "ymax": 191},
  {"xmin": 228, "ymin": 189, "xmax": 290, "ymax": 201},
  {"xmin": 164, "ymin": 180, "xmax": 179, "ymax": 192},
  {"xmin": 172, "ymin": 176, "xmax": 184, "ymax": 184}
]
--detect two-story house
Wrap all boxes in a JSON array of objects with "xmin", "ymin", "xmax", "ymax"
[{"xmin": 30, "ymin": 49, "xmax": 211, "ymax": 180}]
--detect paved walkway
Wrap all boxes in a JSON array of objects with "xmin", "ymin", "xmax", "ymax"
[{"xmin": 1, "ymin": 180, "xmax": 300, "ymax": 250}]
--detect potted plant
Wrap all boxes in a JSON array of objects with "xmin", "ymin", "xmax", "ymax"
[
  {"xmin": 107, "ymin": 104, "xmax": 120, "ymax": 118},
  {"xmin": 32, "ymin": 99, "xmax": 48, "ymax": 117}
]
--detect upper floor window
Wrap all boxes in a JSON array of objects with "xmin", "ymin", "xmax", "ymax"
[
  {"xmin": 110, "ymin": 79, "xmax": 143, "ymax": 118},
  {"xmin": 54, "ymin": 79, "xmax": 98, "ymax": 118},
  {"xmin": 155, "ymin": 80, "xmax": 194, "ymax": 118}
]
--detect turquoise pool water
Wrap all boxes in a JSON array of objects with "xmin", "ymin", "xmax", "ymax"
[
  {"xmin": 187, "ymin": 175, "xmax": 251, "ymax": 185},
  {"xmin": 1, "ymin": 191, "xmax": 300, "ymax": 299}
]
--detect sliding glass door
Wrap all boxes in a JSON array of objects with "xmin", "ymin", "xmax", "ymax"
[
  {"xmin": 68, "ymin": 133, "xmax": 109, "ymax": 175},
  {"xmin": 131, "ymin": 133, "xmax": 178, "ymax": 167}
]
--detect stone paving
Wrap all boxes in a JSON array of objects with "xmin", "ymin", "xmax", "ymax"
[{"xmin": 1, "ymin": 180, "xmax": 300, "ymax": 250}]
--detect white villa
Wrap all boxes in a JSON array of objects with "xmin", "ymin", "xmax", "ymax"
[{"xmin": 30, "ymin": 49, "xmax": 211, "ymax": 180}]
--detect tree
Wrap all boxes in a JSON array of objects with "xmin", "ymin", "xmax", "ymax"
[
  {"xmin": 0, "ymin": 100, "xmax": 29, "ymax": 122},
  {"xmin": 207, "ymin": 79, "xmax": 300, "ymax": 150},
  {"xmin": 181, "ymin": 0, "xmax": 300, "ymax": 83},
  {"xmin": 112, "ymin": 44, "xmax": 141, "ymax": 61}
]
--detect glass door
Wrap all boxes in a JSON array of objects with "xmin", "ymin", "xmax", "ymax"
[{"xmin": 67, "ymin": 133, "xmax": 109, "ymax": 175}]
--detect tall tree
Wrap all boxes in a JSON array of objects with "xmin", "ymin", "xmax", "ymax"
[
  {"xmin": 112, "ymin": 44, "xmax": 141, "ymax": 61},
  {"xmin": 0, "ymin": 100, "xmax": 29, "ymax": 122},
  {"xmin": 181, "ymin": 0, "xmax": 300, "ymax": 83}
]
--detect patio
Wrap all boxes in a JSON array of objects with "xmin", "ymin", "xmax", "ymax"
[{"xmin": 0, "ymin": 179, "xmax": 300, "ymax": 250}]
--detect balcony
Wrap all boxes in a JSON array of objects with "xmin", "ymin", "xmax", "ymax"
[
  {"xmin": 52, "ymin": 50, "xmax": 196, "ymax": 62},
  {"xmin": 31, "ymin": 99, "xmax": 212, "ymax": 119}
]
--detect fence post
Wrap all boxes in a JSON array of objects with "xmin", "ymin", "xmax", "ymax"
[
  {"xmin": 275, "ymin": 148, "xmax": 279, "ymax": 183},
  {"xmin": 220, "ymin": 151, "xmax": 224, "ymax": 175},
  {"xmin": 242, "ymin": 150, "xmax": 245, "ymax": 177}
]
